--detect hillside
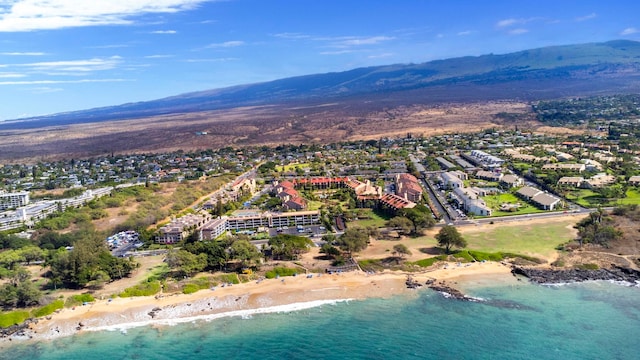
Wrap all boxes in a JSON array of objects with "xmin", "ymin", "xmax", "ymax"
[{"xmin": 1, "ymin": 40, "xmax": 640, "ymax": 161}]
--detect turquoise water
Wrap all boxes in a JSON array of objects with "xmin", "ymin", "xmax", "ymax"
[{"xmin": 2, "ymin": 280, "xmax": 639, "ymax": 360}]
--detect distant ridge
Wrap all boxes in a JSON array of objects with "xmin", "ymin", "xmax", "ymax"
[{"xmin": 3, "ymin": 39, "xmax": 640, "ymax": 130}]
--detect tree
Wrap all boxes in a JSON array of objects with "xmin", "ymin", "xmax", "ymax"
[
  {"xmin": 269, "ymin": 234, "xmax": 313, "ymax": 260},
  {"xmin": 165, "ymin": 249, "xmax": 207, "ymax": 277},
  {"xmin": 401, "ymin": 207, "xmax": 435, "ymax": 235},
  {"xmin": 387, "ymin": 216, "xmax": 413, "ymax": 235},
  {"xmin": 229, "ymin": 239, "xmax": 262, "ymax": 267},
  {"xmin": 435, "ymin": 225, "xmax": 467, "ymax": 254},
  {"xmin": 320, "ymin": 243, "xmax": 341, "ymax": 259},
  {"xmin": 337, "ymin": 227, "xmax": 369, "ymax": 255},
  {"xmin": 392, "ymin": 244, "xmax": 412, "ymax": 260}
]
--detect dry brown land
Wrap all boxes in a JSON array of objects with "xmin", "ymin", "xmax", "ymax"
[{"xmin": 0, "ymin": 100, "xmax": 565, "ymax": 163}]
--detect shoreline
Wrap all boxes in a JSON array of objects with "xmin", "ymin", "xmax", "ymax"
[{"xmin": 2, "ymin": 261, "xmax": 514, "ymax": 344}]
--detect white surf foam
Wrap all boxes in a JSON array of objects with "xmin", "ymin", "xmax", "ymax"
[{"xmin": 86, "ymin": 299, "xmax": 354, "ymax": 333}]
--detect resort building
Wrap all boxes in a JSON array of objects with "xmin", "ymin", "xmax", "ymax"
[
  {"xmin": 0, "ymin": 191, "xmax": 30, "ymax": 210},
  {"xmin": 157, "ymin": 213, "xmax": 211, "ymax": 244},
  {"xmin": 395, "ymin": 173, "xmax": 423, "ymax": 202}
]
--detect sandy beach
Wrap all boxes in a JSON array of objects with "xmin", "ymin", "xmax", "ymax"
[{"xmin": 8, "ymin": 261, "xmax": 512, "ymax": 343}]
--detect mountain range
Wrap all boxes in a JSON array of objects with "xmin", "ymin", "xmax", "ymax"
[
  {"xmin": 1, "ymin": 40, "xmax": 640, "ymax": 161},
  {"xmin": 2, "ymin": 40, "xmax": 640, "ymax": 131}
]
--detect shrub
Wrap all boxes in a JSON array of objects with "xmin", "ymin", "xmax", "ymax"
[
  {"xmin": 265, "ymin": 267, "xmax": 300, "ymax": 279},
  {"xmin": 468, "ymin": 250, "xmax": 504, "ymax": 262},
  {"xmin": 576, "ymin": 263, "xmax": 599, "ymax": 270},
  {"xmin": 65, "ymin": 294, "xmax": 95, "ymax": 308},
  {"xmin": 411, "ymin": 255, "xmax": 447, "ymax": 267},
  {"xmin": 182, "ymin": 284, "xmax": 200, "ymax": 294},
  {"xmin": 119, "ymin": 281, "xmax": 161, "ymax": 297},
  {"xmin": 32, "ymin": 300, "xmax": 64, "ymax": 318},
  {"xmin": 215, "ymin": 273, "xmax": 240, "ymax": 284},
  {"xmin": 0, "ymin": 311, "xmax": 31, "ymax": 328},
  {"xmin": 452, "ymin": 250, "xmax": 474, "ymax": 262}
]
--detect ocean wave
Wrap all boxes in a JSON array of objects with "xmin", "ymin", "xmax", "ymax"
[{"xmin": 86, "ymin": 299, "xmax": 354, "ymax": 333}]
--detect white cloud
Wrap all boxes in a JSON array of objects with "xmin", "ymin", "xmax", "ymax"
[
  {"xmin": 621, "ymin": 27, "xmax": 639, "ymax": 36},
  {"xmin": 496, "ymin": 17, "xmax": 542, "ymax": 28},
  {"xmin": 0, "ymin": 72, "xmax": 26, "ymax": 78},
  {"xmin": 206, "ymin": 40, "xmax": 244, "ymax": 48},
  {"xmin": 508, "ymin": 28, "xmax": 529, "ymax": 35},
  {"xmin": 185, "ymin": 57, "xmax": 237, "ymax": 62},
  {"xmin": 0, "ymin": 0, "xmax": 214, "ymax": 32},
  {"xmin": 145, "ymin": 54, "xmax": 174, "ymax": 58},
  {"xmin": 576, "ymin": 13, "xmax": 597, "ymax": 22},
  {"xmin": 319, "ymin": 50, "xmax": 355, "ymax": 55},
  {"xmin": 336, "ymin": 36, "xmax": 394, "ymax": 46},
  {"xmin": 496, "ymin": 18, "xmax": 519, "ymax": 28},
  {"xmin": 368, "ymin": 53, "xmax": 393, "ymax": 59},
  {"xmin": 30, "ymin": 86, "xmax": 63, "ymax": 93},
  {"xmin": 1, "ymin": 51, "xmax": 45, "ymax": 55},
  {"xmin": 151, "ymin": 30, "xmax": 176, "ymax": 34},
  {"xmin": 0, "ymin": 78, "xmax": 128, "ymax": 85},
  {"xmin": 457, "ymin": 30, "xmax": 473, "ymax": 36},
  {"xmin": 272, "ymin": 32, "xmax": 310, "ymax": 40},
  {"xmin": 20, "ymin": 56, "xmax": 122, "ymax": 73}
]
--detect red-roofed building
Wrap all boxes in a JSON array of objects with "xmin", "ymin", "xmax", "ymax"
[
  {"xmin": 379, "ymin": 193, "xmax": 416, "ymax": 211},
  {"xmin": 395, "ymin": 173, "xmax": 423, "ymax": 202}
]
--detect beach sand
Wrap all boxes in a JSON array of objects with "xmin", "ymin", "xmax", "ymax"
[{"xmin": 10, "ymin": 261, "xmax": 512, "ymax": 343}]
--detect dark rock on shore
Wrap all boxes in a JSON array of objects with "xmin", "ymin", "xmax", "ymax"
[
  {"xmin": 512, "ymin": 266, "xmax": 640, "ymax": 284},
  {"xmin": 0, "ymin": 318, "xmax": 37, "ymax": 338},
  {"xmin": 427, "ymin": 282, "xmax": 479, "ymax": 302}
]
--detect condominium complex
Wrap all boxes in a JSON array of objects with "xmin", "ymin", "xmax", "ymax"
[{"xmin": 0, "ymin": 191, "xmax": 30, "ymax": 211}]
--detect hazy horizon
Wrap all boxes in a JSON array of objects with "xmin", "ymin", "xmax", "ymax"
[{"xmin": 0, "ymin": 0, "xmax": 638, "ymax": 120}]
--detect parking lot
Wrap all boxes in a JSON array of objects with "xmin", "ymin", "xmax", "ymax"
[{"xmin": 268, "ymin": 224, "xmax": 327, "ymax": 237}]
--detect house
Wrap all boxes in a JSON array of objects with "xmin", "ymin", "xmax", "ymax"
[
  {"xmin": 557, "ymin": 177, "xmax": 585, "ymax": 187},
  {"xmin": 450, "ymin": 187, "xmax": 492, "ymax": 216},
  {"xmin": 531, "ymin": 193, "xmax": 561, "ymax": 211},
  {"xmin": 283, "ymin": 197, "xmax": 306, "ymax": 211},
  {"xmin": 629, "ymin": 175, "xmax": 640, "ymax": 186},
  {"xmin": 542, "ymin": 163, "xmax": 586, "ymax": 172},
  {"xmin": 585, "ymin": 173, "xmax": 616, "ymax": 188},
  {"xmin": 516, "ymin": 186, "xmax": 560, "ymax": 210},
  {"xmin": 516, "ymin": 186, "xmax": 543, "ymax": 200},
  {"xmin": 441, "ymin": 172, "xmax": 464, "ymax": 189},
  {"xmin": 475, "ymin": 170, "xmax": 502, "ymax": 182},
  {"xmin": 500, "ymin": 174, "xmax": 523, "ymax": 188}
]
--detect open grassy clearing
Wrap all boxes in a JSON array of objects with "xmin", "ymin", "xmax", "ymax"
[
  {"xmin": 349, "ymin": 209, "xmax": 391, "ymax": 228},
  {"xmin": 458, "ymin": 218, "xmax": 579, "ymax": 258},
  {"xmin": 482, "ymin": 192, "xmax": 545, "ymax": 217},
  {"xmin": 277, "ymin": 163, "xmax": 310, "ymax": 172}
]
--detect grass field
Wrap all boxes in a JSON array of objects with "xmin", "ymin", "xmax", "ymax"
[
  {"xmin": 563, "ymin": 188, "xmax": 640, "ymax": 207},
  {"xmin": 277, "ymin": 163, "xmax": 310, "ymax": 172},
  {"xmin": 349, "ymin": 209, "xmax": 391, "ymax": 228},
  {"xmin": 458, "ymin": 219, "xmax": 578, "ymax": 258},
  {"xmin": 614, "ymin": 188, "xmax": 640, "ymax": 206},
  {"xmin": 482, "ymin": 192, "xmax": 546, "ymax": 217}
]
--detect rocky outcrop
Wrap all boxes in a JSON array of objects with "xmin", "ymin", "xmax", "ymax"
[
  {"xmin": 0, "ymin": 318, "xmax": 37, "ymax": 339},
  {"xmin": 512, "ymin": 266, "xmax": 640, "ymax": 284}
]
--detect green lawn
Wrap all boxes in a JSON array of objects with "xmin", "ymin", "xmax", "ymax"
[
  {"xmin": 277, "ymin": 163, "xmax": 310, "ymax": 172},
  {"xmin": 459, "ymin": 219, "xmax": 578, "ymax": 258},
  {"xmin": 615, "ymin": 188, "xmax": 640, "ymax": 206},
  {"xmin": 482, "ymin": 192, "xmax": 546, "ymax": 217},
  {"xmin": 307, "ymin": 200, "xmax": 324, "ymax": 211},
  {"xmin": 565, "ymin": 188, "xmax": 606, "ymax": 207},
  {"xmin": 564, "ymin": 188, "xmax": 640, "ymax": 207},
  {"xmin": 349, "ymin": 209, "xmax": 391, "ymax": 228}
]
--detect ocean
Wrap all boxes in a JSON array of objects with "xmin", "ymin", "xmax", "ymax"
[{"xmin": 2, "ymin": 279, "xmax": 639, "ymax": 360}]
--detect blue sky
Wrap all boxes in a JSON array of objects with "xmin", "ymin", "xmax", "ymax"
[{"xmin": 0, "ymin": 0, "xmax": 638, "ymax": 120}]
